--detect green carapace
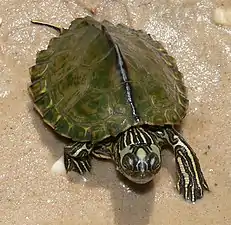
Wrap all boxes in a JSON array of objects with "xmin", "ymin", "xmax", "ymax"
[{"xmin": 29, "ymin": 16, "xmax": 209, "ymax": 202}]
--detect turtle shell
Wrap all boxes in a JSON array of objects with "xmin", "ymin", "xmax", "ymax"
[{"xmin": 29, "ymin": 16, "xmax": 188, "ymax": 142}]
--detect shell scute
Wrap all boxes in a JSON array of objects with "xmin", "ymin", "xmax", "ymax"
[{"xmin": 29, "ymin": 16, "xmax": 189, "ymax": 142}]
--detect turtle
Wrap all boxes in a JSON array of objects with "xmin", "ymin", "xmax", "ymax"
[{"xmin": 28, "ymin": 16, "xmax": 209, "ymax": 202}]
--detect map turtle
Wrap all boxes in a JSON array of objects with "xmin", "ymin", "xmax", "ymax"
[{"xmin": 29, "ymin": 16, "xmax": 209, "ymax": 202}]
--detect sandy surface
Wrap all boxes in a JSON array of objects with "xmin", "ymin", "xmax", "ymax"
[{"xmin": 0, "ymin": 0, "xmax": 231, "ymax": 225}]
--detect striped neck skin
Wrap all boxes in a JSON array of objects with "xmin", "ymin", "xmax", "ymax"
[{"xmin": 114, "ymin": 127, "xmax": 163, "ymax": 184}]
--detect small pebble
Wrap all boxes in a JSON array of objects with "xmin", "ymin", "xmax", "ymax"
[
  {"xmin": 51, "ymin": 155, "xmax": 66, "ymax": 175},
  {"xmin": 0, "ymin": 18, "xmax": 2, "ymax": 26},
  {"xmin": 213, "ymin": 6, "xmax": 231, "ymax": 27},
  {"xmin": 90, "ymin": 7, "xmax": 97, "ymax": 15}
]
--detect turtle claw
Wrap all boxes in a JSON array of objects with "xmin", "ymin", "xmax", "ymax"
[
  {"xmin": 165, "ymin": 127, "xmax": 209, "ymax": 202},
  {"xmin": 177, "ymin": 169, "xmax": 209, "ymax": 202},
  {"xmin": 175, "ymin": 145, "xmax": 209, "ymax": 202}
]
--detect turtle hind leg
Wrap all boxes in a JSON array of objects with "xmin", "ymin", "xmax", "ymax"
[
  {"xmin": 64, "ymin": 142, "xmax": 93, "ymax": 174},
  {"xmin": 31, "ymin": 20, "xmax": 65, "ymax": 34},
  {"xmin": 164, "ymin": 127, "xmax": 209, "ymax": 202}
]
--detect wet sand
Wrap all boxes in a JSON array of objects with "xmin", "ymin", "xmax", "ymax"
[{"xmin": 0, "ymin": 0, "xmax": 231, "ymax": 224}]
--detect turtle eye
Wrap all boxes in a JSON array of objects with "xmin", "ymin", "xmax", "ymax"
[
  {"xmin": 121, "ymin": 153, "xmax": 137, "ymax": 171},
  {"xmin": 147, "ymin": 152, "xmax": 161, "ymax": 171}
]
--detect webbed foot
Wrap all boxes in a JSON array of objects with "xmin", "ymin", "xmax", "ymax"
[
  {"xmin": 64, "ymin": 142, "xmax": 93, "ymax": 175},
  {"xmin": 165, "ymin": 127, "xmax": 209, "ymax": 202}
]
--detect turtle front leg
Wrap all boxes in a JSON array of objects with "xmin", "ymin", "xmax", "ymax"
[
  {"xmin": 64, "ymin": 142, "xmax": 93, "ymax": 174},
  {"xmin": 165, "ymin": 127, "xmax": 209, "ymax": 202}
]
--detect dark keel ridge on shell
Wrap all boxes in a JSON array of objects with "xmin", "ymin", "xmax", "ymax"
[{"xmin": 28, "ymin": 16, "xmax": 189, "ymax": 142}]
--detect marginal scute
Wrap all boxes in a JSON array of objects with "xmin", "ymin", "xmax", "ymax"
[
  {"xmin": 106, "ymin": 120, "xmax": 124, "ymax": 137},
  {"xmin": 29, "ymin": 63, "xmax": 48, "ymax": 82},
  {"xmin": 67, "ymin": 124, "xmax": 88, "ymax": 141},
  {"xmin": 70, "ymin": 17, "xmax": 92, "ymax": 31},
  {"xmin": 153, "ymin": 42, "xmax": 168, "ymax": 53},
  {"xmin": 151, "ymin": 116, "xmax": 165, "ymax": 125},
  {"xmin": 47, "ymin": 37, "xmax": 60, "ymax": 49},
  {"xmin": 36, "ymin": 49, "xmax": 54, "ymax": 64},
  {"xmin": 29, "ymin": 77, "xmax": 47, "ymax": 101},
  {"xmin": 54, "ymin": 116, "xmax": 72, "ymax": 137},
  {"xmin": 178, "ymin": 92, "xmax": 189, "ymax": 108},
  {"xmin": 91, "ymin": 126, "xmax": 109, "ymax": 142},
  {"xmin": 29, "ymin": 16, "xmax": 189, "ymax": 142},
  {"xmin": 165, "ymin": 108, "xmax": 184, "ymax": 124},
  {"xmin": 155, "ymin": 44, "xmax": 184, "ymax": 82},
  {"xmin": 176, "ymin": 81, "xmax": 187, "ymax": 95},
  {"xmin": 173, "ymin": 70, "xmax": 183, "ymax": 80},
  {"xmin": 164, "ymin": 55, "xmax": 176, "ymax": 67},
  {"xmin": 43, "ymin": 107, "xmax": 61, "ymax": 128},
  {"xmin": 34, "ymin": 92, "xmax": 53, "ymax": 114}
]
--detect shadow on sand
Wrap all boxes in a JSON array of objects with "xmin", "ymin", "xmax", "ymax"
[{"xmin": 29, "ymin": 103, "xmax": 177, "ymax": 225}]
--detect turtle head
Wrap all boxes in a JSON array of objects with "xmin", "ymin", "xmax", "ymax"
[{"xmin": 116, "ymin": 142, "xmax": 161, "ymax": 184}]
